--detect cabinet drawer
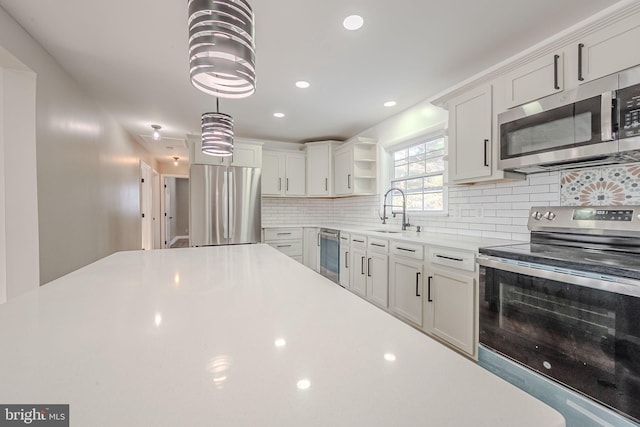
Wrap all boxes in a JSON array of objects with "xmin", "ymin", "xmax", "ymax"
[
  {"xmin": 427, "ymin": 247, "xmax": 475, "ymax": 272},
  {"xmin": 367, "ymin": 237, "xmax": 389, "ymax": 253},
  {"xmin": 268, "ymin": 241, "xmax": 303, "ymax": 257},
  {"xmin": 264, "ymin": 228, "xmax": 303, "ymax": 241},
  {"xmin": 339, "ymin": 232, "xmax": 351, "ymax": 246},
  {"xmin": 350, "ymin": 234, "xmax": 367, "ymax": 248},
  {"xmin": 391, "ymin": 241, "xmax": 424, "ymax": 260}
]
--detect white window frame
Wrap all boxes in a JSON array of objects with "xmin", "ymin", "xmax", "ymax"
[{"xmin": 386, "ymin": 132, "xmax": 448, "ymax": 215}]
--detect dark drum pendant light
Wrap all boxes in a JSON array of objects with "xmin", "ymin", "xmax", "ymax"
[
  {"xmin": 188, "ymin": 0, "xmax": 256, "ymax": 99},
  {"xmin": 201, "ymin": 99, "xmax": 234, "ymax": 157}
]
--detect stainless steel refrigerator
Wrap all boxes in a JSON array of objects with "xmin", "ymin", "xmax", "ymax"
[{"xmin": 189, "ymin": 164, "xmax": 261, "ymax": 246}]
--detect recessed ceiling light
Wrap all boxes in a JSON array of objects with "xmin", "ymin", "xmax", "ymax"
[
  {"xmin": 384, "ymin": 101, "xmax": 397, "ymax": 107},
  {"xmin": 295, "ymin": 81, "xmax": 310, "ymax": 89},
  {"xmin": 343, "ymin": 15, "xmax": 364, "ymax": 31},
  {"xmin": 273, "ymin": 112, "xmax": 285, "ymax": 118}
]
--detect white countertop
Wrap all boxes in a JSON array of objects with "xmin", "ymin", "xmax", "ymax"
[
  {"xmin": 263, "ymin": 223, "xmax": 518, "ymax": 251},
  {"xmin": 0, "ymin": 245, "xmax": 563, "ymax": 426}
]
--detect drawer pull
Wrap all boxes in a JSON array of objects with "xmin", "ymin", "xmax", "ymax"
[
  {"xmin": 277, "ymin": 232, "xmax": 292, "ymax": 235},
  {"xmin": 345, "ymin": 251, "xmax": 349, "ymax": 268},
  {"xmin": 340, "ymin": 236, "xmax": 349, "ymax": 241},
  {"xmin": 397, "ymin": 247, "xmax": 416, "ymax": 253},
  {"xmin": 361, "ymin": 256, "xmax": 366, "ymax": 275},
  {"xmin": 435, "ymin": 254, "xmax": 464, "ymax": 262},
  {"xmin": 353, "ymin": 239, "xmax": 365, "ymax": 243},
  {"xmin": 277, "ymin": 245, "xmax": 292, "ymax": 248},
  {"xmin": 367, "ymin": 258, "xmax": 372, "ymax": 277},
  {"xmin": 416, "ymin": 272, "xmax": 421, "ymax": 297},
  {"xmin": 371, "ymin": 243, "xmax": 385, "ymax": 248}
]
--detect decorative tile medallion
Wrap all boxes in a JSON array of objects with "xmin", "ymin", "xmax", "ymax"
[{"xmin": 560, "ymin": 163, "xmax": 640, "ymax": 206}]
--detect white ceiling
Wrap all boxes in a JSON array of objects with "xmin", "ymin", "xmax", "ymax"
[{"xmin": 0, "ymin": 0, "xmax": 622, "ymax": 162}]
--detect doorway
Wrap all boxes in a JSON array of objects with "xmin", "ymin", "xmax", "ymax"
[{"xmin": 162, "ymin": 176, "xmax": 189, "ymax": 248}]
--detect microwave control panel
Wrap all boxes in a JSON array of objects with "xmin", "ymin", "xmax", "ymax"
[{"xmin": 619, "ymin": 83, "xmax": 640, "ymax": 138}]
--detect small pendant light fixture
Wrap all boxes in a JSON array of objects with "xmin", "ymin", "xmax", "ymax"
[
  {"xmin": 173, "ymin": 157, "xmax": 180, "ymax": 166},
  {"xmin": 188, "ymin": 0, "xmax": 256, "ymax": 99},
  {"xmin": 201, "ymin": 98, "xmax": 234, "ymax": 157},
  {"xmin": 151, "ymin": 124, "xmax": 162, "ymax": 141}
]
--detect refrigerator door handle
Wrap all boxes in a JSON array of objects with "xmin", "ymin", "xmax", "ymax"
[
  {"xmin": 222, "ymin": 170, "xmax": 229, "ymax": 240},
  {"xmin": 228, "ymin": 169, "xmax": 234, "ymax": 242}
]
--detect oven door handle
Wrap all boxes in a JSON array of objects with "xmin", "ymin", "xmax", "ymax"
[{"xmin": 477, "ymin": 255, "xmax": 640, "ymax": 298}]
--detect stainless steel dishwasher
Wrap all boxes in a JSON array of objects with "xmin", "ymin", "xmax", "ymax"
[{"xmin": 318, "ymin": 228, "xmax": 340, "ymax": 284}]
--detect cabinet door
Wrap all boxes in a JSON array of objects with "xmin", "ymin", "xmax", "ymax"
[
  {"xmin": 303, "ymin": 228, "xmax": 320, "ymax": 272},
  {"xmin": 262, "ymin": 152, "xmax": 283, "ymax": 195},
  {"xmin": 448, "ymin": 85, "xmax": 492, "ymax": 182},
  {"xmin": 571, "ymin": 14, "xmax": 640, "ymax": 85},
  {"xmin": 425, "ymin": 266, "xmax": 475, "ymax": 356},
  {"xmin": 504, "ymin": 52, "xmax": 563, "ymax": 108},
  {"xmin": 350, "ymin": 247, "xmax": 367, "ymax": 297},
  {"xmin": 231, "ymin": 144, "xmax": 262, "ymax": 168},
  {"xmin": 334, "ymin": 148, "xmax": 353, "ymax": 196},
  {"xmin": 307, "ymin": 144, "xmax": 331, "ymax": 196},
  {"xmin": 366, "ymin": 252, "xmax": 388, "ymax": 309},
  {"xmin": 285, "ymin": 153, "xmax": 306, "ymax": 196},
  {"xmin": 389, "ymin": 257, "xmax": 423, "ymax": 327},
  {"xmin": 339, "ymin": 244, "xmax": 350, "ymax": 288}
]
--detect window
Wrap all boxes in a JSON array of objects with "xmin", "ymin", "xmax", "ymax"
[{"xmin": 390, "ymin": 137, "xmax": 445, "ymax": 212}]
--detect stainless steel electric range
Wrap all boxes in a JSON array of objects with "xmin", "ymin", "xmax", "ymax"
[{"xmin": 477, "ymin": 206, "xmax": 640, "ymax": 427}]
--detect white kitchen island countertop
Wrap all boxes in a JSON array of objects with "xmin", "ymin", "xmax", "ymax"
[{"xmin": 0, "ymin": 244, "xmax": 564, "ymax": 426}]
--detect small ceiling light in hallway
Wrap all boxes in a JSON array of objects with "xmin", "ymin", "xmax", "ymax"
[
  {"xmin": 201, "ymin": 98, "xmax": 234, "ymax": 157},
  {"xmin": 173, "ymin": 157, "xmax": 180, "ymax": 166},
  {"xmin": 188, "ymin": 0, "xmax": 256, "ymax": 98},
  {"xmin": 151, "ymin": 124, "xmax": 162, "ymax": 140}
]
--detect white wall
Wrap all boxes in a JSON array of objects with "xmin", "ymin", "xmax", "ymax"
[
  {"xmin": 0, "ymin": 7, "xmax": 157, "ymax": 284},
  {"xmin": 0, "ymin": 54, "xmax": 39, "ymax": 302}
]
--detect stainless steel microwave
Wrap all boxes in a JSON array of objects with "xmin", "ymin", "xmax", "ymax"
[{"xmin": 498, "ymin": 66, "xmax": 640, "ymax": 174}]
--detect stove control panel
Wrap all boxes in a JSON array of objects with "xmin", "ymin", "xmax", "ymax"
[
  {"xmin": 528, "ymin": 206, "xmax": 640, "ymax": 234},
  {"xmin": 573, "ymin": 209, "xmax": 634, "ymax": 221}
]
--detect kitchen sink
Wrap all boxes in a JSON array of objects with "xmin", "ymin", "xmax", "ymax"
[{"xmin": 369, "ymin": 229, "xmax": 401, "ymax": 234}]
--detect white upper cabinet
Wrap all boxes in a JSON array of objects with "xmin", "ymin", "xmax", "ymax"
[
  {"xmin": 189, "ymin": 135, "xmax": 262, "ymax": 168},
  {"xmin": 305, "ymin": 141, "xmax": 339, "ymax": 197},
  {"xmin": 568, "ymin": 11, "xmax": 640, "ymax": 86},
  {"xmin": 334, "ymin": 147, "xmax": 353, "ymax": 196},
  {"xmin": 262, "ymin": 151, "xmax": 306, "ymax": 196},
  {"xmin": 504, "ymin": 52, "xmax": 564, "ymax": 108},
  {"xmin": 334, "ymin": 138, "xmax": 377, "ymax": 196},
  {"xmin": 447, "ymin": 85, "xmax": 493, "ymax": 183}
]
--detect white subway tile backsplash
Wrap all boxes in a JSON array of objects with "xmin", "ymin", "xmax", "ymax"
[{"xmin": 261, "ymin": 164, "xmax": 639, "ymax": 242}]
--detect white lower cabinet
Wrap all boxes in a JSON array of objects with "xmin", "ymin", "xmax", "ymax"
[
  {"xmin": 347, "ymin": 235, "xmax": 389, "ymax": 308},
  {"xmin": 263, "ymin": 227, "xmax": 303, "ymax": 263},
  {"xmin": 364, "ymin": 239, "xmax": 389, "ymax": 309},
  {"xmin": 338, "ymin": 233, "xmax": 351, "ymax": 288},
  {"xmin": 303, "ymin": 227, "xmax": 320, "ymax": 272},
  {"xmin": 389, "ymin": 256, "xmax": 424, "ymax": 327},
  {"xmin": 350, "ymin": 245, "xmax": 367, "ymax": 298},
  {"xmin": 423, "ymin": 246, "xmax": 477, "ymax": 357}
]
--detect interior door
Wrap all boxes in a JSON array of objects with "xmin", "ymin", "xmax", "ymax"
[
  {"xmin": 164, "ymin": 177, "xmax": 172, "ymax": 248},
  {"xmin": 140, "ymin": 161, "xmax": 153, "ymax": 250}
]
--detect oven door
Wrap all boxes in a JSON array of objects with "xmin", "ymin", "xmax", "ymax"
[
  {"xmin": 478, "ymin": 255, "xmax": 640, "ymax": 423},
  {"xmin": 319, "ymin": 229, "xmax": 340, "ymax": 284}
]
